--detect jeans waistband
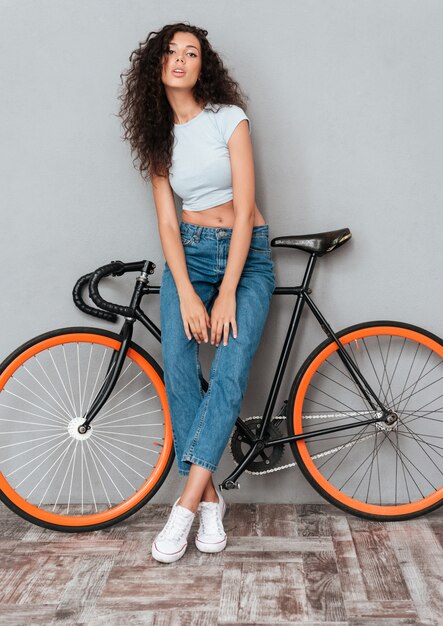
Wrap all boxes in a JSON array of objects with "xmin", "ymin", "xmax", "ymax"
[{"xmin": 179, "ymin": 221, "xmax": 269, "ymax": 240}]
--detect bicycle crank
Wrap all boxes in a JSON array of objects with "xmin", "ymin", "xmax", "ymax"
[{"xmin": 229, "ymin": 415, "xmax": 288, "ymax": 475}]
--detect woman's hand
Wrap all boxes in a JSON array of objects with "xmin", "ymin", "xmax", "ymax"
[
  {"xmin": 210, "ymin": 290, "xmax": 238, "ymax": 347},
  {"xmin": 179, "ymin": 289, "xmax": 211, "ymax": 344}
]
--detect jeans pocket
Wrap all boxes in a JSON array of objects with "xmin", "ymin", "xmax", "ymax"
[
  {"xmin": 249, "ymin": 236, "xmax": 272, "ymax": 257},
  {"xmin": 181, "ymin": 233, "xmax": 195, "ymax": 247}
]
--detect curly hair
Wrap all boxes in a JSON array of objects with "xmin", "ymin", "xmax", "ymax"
[{"xmin": 117, "ymin": 22, "xmax": 249, "ymax": 181}]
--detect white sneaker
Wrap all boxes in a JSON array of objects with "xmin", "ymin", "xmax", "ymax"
[
  {"xmin": 151, "ymin": 497, "xmax": 196, "ymax": 563},
  {"xmin": 195, "ymin": 489, "xmax": 227, "ymax": 553}
]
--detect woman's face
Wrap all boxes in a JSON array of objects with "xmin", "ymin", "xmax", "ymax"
[{"xmin": 161, "ymin": 31, "xmax": 202, "ymax": 91}]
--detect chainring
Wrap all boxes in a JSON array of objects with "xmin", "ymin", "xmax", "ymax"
[{"xmin": 229, "ymin": 416, "xmax": 286, "ymax": 475}]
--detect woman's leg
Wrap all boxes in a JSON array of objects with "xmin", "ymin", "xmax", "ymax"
[
  {"xmin": 160, "ymin": 262, "xmax": 218, "ymax": 511},
  {"xmin": 179, "ymin": 253, "xmax": 275, "ymax": 476},
  {"xmin": 160, "ymin": 262, "xmax": 216, "ymax": 479},
  {"xmin": 200, "ymin": 474, "xmax": 219, "ymax": 501},
  {"xmin": 177, "ymin": 466, "xmax": 218, "ymax": 513}
]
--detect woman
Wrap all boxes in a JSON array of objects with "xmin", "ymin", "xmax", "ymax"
[{"xmin": 118, "ymin": 22, "xmax": 275, "ymax": 563}]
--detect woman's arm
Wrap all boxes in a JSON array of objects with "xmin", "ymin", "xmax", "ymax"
[
  {"xmin": 151, "ymin": 174, "xmax": 210, "ymax": 343},
  {"xmin": 210, "ymin": 119, "xmax": 255, "ymax": 346},
  {"xmin": 219, "ymin": 119, "xmax": 255, "ymax": 295},
  {"xmin": 151, "ymin": 174, "xmax": 193, "ymax": 297}
]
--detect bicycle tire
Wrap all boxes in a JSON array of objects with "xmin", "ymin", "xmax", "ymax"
[
  {"xmin": 0, "ymin": 327, "xmax": 174, "ymax": 532},
  {"xmin": 287, "ymin": 320, "xmax": 443, "ymax": 521}
]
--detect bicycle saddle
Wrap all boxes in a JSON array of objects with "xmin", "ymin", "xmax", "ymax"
[{"xmin": 270, "ymin": 227, "xmax": 351, "ymax": 256}]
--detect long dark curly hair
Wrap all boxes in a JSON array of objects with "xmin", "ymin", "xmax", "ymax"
[{"xmin": 117, "ymin": 22, "xmax": 249, "ymax": 181}]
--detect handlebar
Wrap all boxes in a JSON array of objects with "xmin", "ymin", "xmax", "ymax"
[{"xmin": 72, "ymin": 259, "xmax": 152, "ymax": 323}]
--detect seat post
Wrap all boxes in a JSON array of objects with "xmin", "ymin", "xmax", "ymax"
[{"xmin": 300, "ymin": 253, "xmax": 318, "ymax": 292}]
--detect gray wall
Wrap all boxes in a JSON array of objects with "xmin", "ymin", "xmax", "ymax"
[{"xmin": 1, "ymin": 0, "xmax": 442, "ymax": 504}]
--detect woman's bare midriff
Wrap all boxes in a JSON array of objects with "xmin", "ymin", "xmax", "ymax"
[{"xmin": 181, "ymin": 199, "xmax": 267, "ymax": 228}]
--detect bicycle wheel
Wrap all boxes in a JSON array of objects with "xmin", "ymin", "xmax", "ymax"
[
  {"xmin": 0, "ymin": 327, "xmax": 174, "ymax": 532},
  {"xmin": 287, "ymin": 321, "xmax": 443, "ymax": 521}
]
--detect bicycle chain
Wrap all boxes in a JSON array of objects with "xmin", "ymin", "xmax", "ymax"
[{"xmin": 228, "ymin": 414, "xmax": 378, "ymax": 476}]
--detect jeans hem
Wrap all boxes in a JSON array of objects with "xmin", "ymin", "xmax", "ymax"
[
  {"xmin": 181, "ymin": 454, "xmax": 217, "ymax": 473},
  {"xmin": 185, "ymin": 342, "xmax": 223, "ymax": 458}
]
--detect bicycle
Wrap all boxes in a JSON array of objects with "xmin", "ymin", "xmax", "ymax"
[{"xmin": 0, "ymin": 226, "xmax": 441, "ymax": 532}]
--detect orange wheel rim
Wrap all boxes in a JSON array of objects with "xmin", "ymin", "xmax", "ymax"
[
  {"xmin": 293, "ymin": 326, "xmax": 443, "ymax": 516},
  {"xmin": 0, "ymin": 333, "xmax": 173, "ymax": 526}
]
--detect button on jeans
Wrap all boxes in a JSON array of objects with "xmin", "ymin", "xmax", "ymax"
[{"xmin": 159, "ymin": 221, "xmax": 276, "ymax": 476}]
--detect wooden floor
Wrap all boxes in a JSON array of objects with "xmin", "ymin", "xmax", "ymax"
[{"xmin": 0, "ymin": 501, "xmax": 442, "ymax": 625}]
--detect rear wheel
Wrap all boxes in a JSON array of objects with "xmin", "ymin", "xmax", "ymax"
[
  {"xmin": 0, "ymin": 327, "xmax": 174, "ymax": 531},
  {"xmin": 287, "ymin": 321, "xmax": 443, "ymax": 520}
]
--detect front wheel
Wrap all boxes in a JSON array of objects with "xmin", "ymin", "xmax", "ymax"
[
  {"xmin": 287, "ymin": 320, "xmax": 443, "ymax": 521},
  {"xmin": 0, "ymin": 327, "xmax": 174, "ymax": 532}
]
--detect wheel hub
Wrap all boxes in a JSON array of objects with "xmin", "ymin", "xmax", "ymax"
[
  {"xmin": 68, "ymin": 417, "xmax": 93, "ymax": 440},
  {"xmin": 375, "ymin": 410, "xmax": 399, "ymax": 432}
]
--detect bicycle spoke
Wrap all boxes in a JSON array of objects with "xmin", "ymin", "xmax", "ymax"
[
  {"xmin": 317, "ymin": 423, "xmax": 372, "ymax": 473},
  {"xmin": 399, "ymin": 389, "xmax": 443, "ymax": 426},
  {"xmin": 365, "ymin": 428, "xmax": 380, "ymax": 504},
  {"xmin": 62, "ymin": 345, "xmax": 78, "ymax": 416},
  {"xmin": 397, "ymin": 428, "xmax": 443, "ymax": 450},
  {"xmin": 83, "ymin": 443, "xmax": 98, "ymax": 513},
  {"xmin": 391, "ymin": 364, "xmax": 441, "ymax": 411},
  {"xmin": 314, "ymin": 367, "xmax": 364, "ymax": 401},
  {"xmin": 397, "ymin": 422, "xmax": 443, "ymax": 464},
  {"xmin": 88, "ymin": 438, "xmax": 134, "ymax": 496},
  {"xmin": 0, "ymin": 432, "xmax": 67, "ymax": 464},
  {"xmin": 94, "ymin": 391, "xmax": 156, "ymax": 423},
  {"xmin": 397, "ymin": 350, "xmax": 433, "ymax": 415},
  {"xmin": 25, "ymin": 438, "xmax": 75, "ymax": 499},
  {"xmin": 93, "ymin": 431, "xmax": 159, "ymax": 460},
  {"xmin": 95, "ymin": 410, "xmax": 163, "ymax": 427},
  {"xmin": 38, "ymin": 440, "xmax": 75, "ymax": 510},
  {"xmin": 21, "ymin": 365, "xmax": 72, "ymax": 422},
  {"xmin": 383, "ymin": 435, "xmax": 432, "ymax": 497},
  {"xmin": 85, "ymin": 440, "xmax": 114, "ymax": 507},
  {"xmin": 92, "ymin": 436, "xmax": 148, "ymax": 482},
  {"xmin": 311, "ymin": 432, "xmax": 377, "ymax": 460},
  {"xmin": 306, "ymin": 385, "xmax": 374, "ymax": 424},
  {"xmin": 35, "ymin": 354, "xmax": 76, "ymax": 420},
  {"xmin": 347, "ymin": 431, "xmax": 387, "ymax": 501},
  {"xmin": 1, "ymin": 392, "xmax": 70, "ymax": 426},
  {"xmin": 8, "ymin": 435, "xmax": 71, "ymax": 483},
  {"xmin": 52, "ymin": 439, "xmax": 78, "ymax": 513},
  {"xmin": 67, "ymin": 439, "xmax": 79, "ymax": 514}
]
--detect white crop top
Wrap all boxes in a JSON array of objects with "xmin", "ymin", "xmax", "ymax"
[{"xmin": 169, "ymin": 103, "xmax": 251, "ymax": 212}]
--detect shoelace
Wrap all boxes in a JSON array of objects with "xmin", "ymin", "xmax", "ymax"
[
  {"xmin": 199, "ymin": 503, "xmax": 224, "ymax": 535},
  {"xmin": 158, "ymin": 506, "xmax": 194, "ymax": 543}
]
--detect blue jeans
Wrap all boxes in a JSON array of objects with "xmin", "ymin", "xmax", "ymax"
[{"xmin": 159, "ymin": 221, "xmax": 276, "ymax": 476}]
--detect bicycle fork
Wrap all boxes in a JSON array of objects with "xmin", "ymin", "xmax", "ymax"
[
  {"xmin": 77, "ymin": 267, "xmax": 151, "ymax": 435},
  {"xmin": 77, "ymin": 319, "xmax": 134, "ymax": 434}
]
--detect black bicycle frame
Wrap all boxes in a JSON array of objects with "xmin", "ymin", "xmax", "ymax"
[{"xmin": 78, "ymin": 254, "xmax": 389, "ymax": 487}]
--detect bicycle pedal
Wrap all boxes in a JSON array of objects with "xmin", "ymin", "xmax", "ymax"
[{"xmin": 222, "ymin": 480, "xmax": 240, "ymax": 490}]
